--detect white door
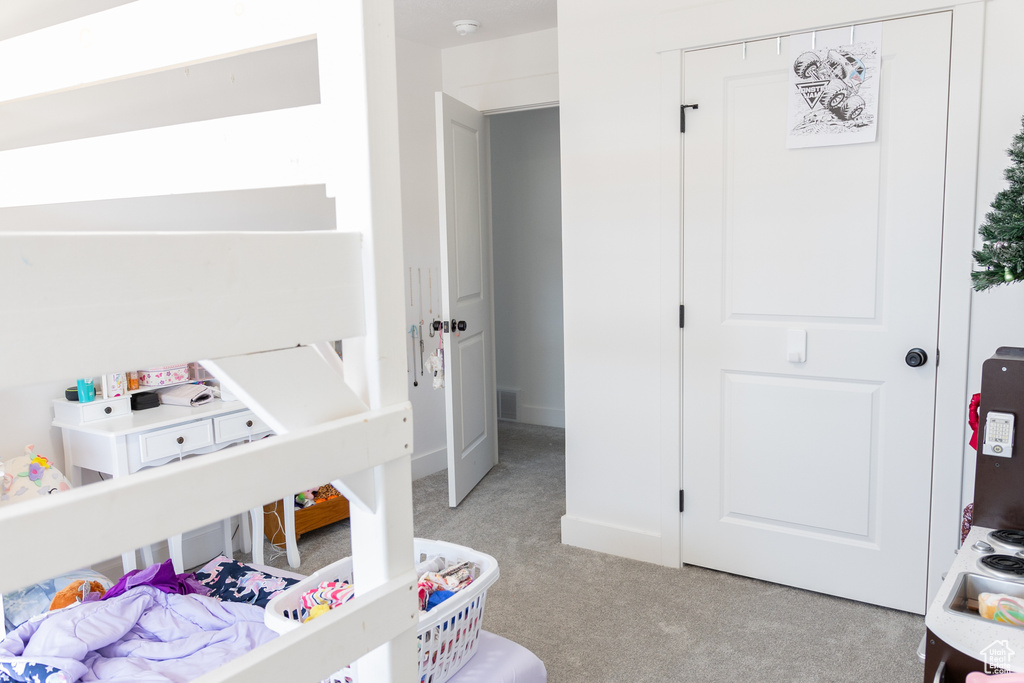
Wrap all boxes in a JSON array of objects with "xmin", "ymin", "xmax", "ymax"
[
  {"xmin": 681, "ymin": 13, "xmax": 951, "ymax": 613},
  {"xmin": 436, "ymin": 92, "xmax": 498, "ymax": 507}
]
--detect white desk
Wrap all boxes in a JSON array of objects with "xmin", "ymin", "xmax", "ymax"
[{"xmin": 52, "ymin": 397, "xmax": 300, "ymax": 572}]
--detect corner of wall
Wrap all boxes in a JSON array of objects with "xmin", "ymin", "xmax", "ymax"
[
  {"xmin": 561, "ymin": 514, "xmax": 664, "ymax": 565},
  {"xmin": 440, "ymin": 28, "xmax": 559, "ymax": 112}
]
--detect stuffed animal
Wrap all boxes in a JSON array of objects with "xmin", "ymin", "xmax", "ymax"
[
  {"xmin": 49, "ymin": 579, "xmax": 107, "ymax": 610},
  {"xmin": 314, "ymin": 483, "xmax": 341, "ymax": 503},
  {"xmin": 0, "ymin": 445, "xmax": 71, "ymax": 504}
]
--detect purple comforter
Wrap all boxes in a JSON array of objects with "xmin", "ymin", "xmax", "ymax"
[{"xmin": 0, "ymin": 586, "xmax": 277, "ymax": 682}]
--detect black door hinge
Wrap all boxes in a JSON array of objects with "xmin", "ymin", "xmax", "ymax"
[
  {"xmin": 679, "ymin": 490, "xmax": 685, "ymax": 512},
  {"xmin": 679, "ymin": 305, "xmax": 684, "ymax": 329},
  {"xmin": 680, "ymin": 104, "xmax": 699, "ymax": 133}
]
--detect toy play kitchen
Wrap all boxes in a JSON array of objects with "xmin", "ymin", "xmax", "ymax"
[{"xmin": 925, "ymin": 347, "xmax": 1024, "ymax": 680}]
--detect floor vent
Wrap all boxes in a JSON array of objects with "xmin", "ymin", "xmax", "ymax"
[{"xmin": 497, "ymin": 388, "xmax": 520, "ymax": 422}]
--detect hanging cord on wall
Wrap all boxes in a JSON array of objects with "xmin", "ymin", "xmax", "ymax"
[
  {"xmin": 409, "ymin": 325, "xmax": 419, "ymax": 386},
  {"xmin": 261, "ymin": 505, "xmax": 287, "ymax": 564}
]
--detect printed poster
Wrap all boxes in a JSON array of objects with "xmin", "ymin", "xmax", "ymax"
[{"xmin": 786, "ymin": 24, "xmax": 882, "ymax": 149}]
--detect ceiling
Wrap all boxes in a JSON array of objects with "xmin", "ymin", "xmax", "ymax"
[
  {"xmin": 0, "ymin": 0, "xmax": 557, "ymax": 50},
  {"xmin": 394, "ymin": 0, "xmax": 557, "ymax": 49}
]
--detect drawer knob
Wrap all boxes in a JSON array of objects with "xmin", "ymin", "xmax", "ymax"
[
  {"xmin": 246, "ymin": 420, "xmax": 253, "ymax": 428},
  {"xmin": 104, "ymin": 406, "xmax": 112, "ymax": 414},
  {"xmin": 176, "ymin": 436, "xmax": 184, "ymax": 445}
]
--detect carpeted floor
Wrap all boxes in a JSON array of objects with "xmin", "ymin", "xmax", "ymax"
[{"xmin": 244, "ymin": 421, "xmax": 926, "ymax": 683}]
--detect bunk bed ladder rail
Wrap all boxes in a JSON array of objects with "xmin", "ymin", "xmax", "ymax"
[{"xmin": 0, "ymin": 0, "xmax": 418, "ymax": 680}]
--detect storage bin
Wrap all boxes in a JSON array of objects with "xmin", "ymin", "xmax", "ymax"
[
  {"xmin": 138, "ymin": 365, "xmax": 190, "ymax": 386},
  {"xmin": 265, "ymin": 538, "xmax": 499, "ymax": 683}
]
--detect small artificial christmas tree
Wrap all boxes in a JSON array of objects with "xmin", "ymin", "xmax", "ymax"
[{"xmin": 973, "ymin": 114, "xmax": 1024, "ymax": 290}]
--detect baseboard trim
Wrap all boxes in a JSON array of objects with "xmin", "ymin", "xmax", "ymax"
[
  {"xmin": 516, "ymin": 405, "xmax": 565, "ymax": 428},
  {"xmin": 561, "ymin": 514, "xmax": 662, "ymax": 565},
  {"xmin": 412, "ymin": 446, "xmax": 447, "ymax": 480}
]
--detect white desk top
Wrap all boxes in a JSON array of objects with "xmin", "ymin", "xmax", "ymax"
[
  {"xmin": 52, "ymin": 398, "xmax": 250, "ymax": 436},
  {"xmin": 925, "ymin": 525, "xmax": 1024, "ymax": 670}
]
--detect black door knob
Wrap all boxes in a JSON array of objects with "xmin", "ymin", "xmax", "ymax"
[{"xmin": 905, "ymin": 348, "xmax": 928, "ymax": 367}]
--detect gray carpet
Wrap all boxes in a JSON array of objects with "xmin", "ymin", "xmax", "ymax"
[{"xmin": 243, "ymin": 421, "xmax": 926, "ymax": 683}]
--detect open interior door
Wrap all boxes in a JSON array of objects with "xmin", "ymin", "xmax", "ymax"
[{"xmin": 435, "ymin": 92, "xmax": 498, "ymax": 506}]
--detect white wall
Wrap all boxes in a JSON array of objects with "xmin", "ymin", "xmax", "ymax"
[
  {"xmin": 557, "ymin": 0, "xmax": 1024, "ymax": 566},
  {"xmin": 558, "ymin": 0, "xmax": 672, "ymax": 562},
  {"xmin": 395, "ymin": 37, "xmax": 449, "ymax": 479},
  {"xmin": 962, "ymin": 0, "xmax": 1024, "ymax": 507},
  {"xmin": 441, "ymin": 28, "xmax": 558, "ymax": 113},
  {"xmin": 489, "ymin": 107, "xmax": 565, "ymax": 428},
  {"xmin": 0, "ymin": 381, "xmax": 66, "ymax": 470}
]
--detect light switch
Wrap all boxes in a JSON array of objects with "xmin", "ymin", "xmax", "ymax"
[{"xmin": 787, "ymin": 329, "xmax": 807, "ymax": 363}]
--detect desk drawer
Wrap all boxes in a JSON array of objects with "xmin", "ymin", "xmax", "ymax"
[
  {"xmin": 214, "ymin": 410, "xmax": 270, "ymax": 443},
  {"xmin": 53, "ymin": 396, "xmax": 130, "ymax": 425},
  {"xmin": 139, "ymin": 420, "xmax": 214, "ymax": 463}
]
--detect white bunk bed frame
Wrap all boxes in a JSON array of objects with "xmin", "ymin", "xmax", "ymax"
[{"xmin": 0, "ymin": 1, "xmax": 419, "ymax": 681}]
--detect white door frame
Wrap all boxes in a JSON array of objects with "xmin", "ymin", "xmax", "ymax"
[{"xmin": 657, "ymin": 0, "xmax": 985, "ymax": 604}]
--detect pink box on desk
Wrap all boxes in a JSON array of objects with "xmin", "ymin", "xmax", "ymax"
[{"xmin": 138, "ymin": 365, "xmax": 190, "ymax": 386}]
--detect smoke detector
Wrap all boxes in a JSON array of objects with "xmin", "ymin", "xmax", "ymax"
[{"xmin": 453, "ymin": 20, "xmax": 479, "ymax": 36}]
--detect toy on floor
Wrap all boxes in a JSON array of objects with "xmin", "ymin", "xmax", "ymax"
[
  {"xmin": 294, "ymin": 484, "xmax": 343, "ymax": 509},
  {"xmin": 315, "ymin": 484, "xmax": 341, "ymax": 503}
]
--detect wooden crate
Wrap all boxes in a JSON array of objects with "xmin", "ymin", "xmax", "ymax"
[{"xmin": 263, "ymin": 495, "xmax": 350, "ymax": 548}]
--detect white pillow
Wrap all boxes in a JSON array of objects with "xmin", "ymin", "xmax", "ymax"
[{"xmin": 3, "ymin": 569, "xmax": 114, "ymax": 632}]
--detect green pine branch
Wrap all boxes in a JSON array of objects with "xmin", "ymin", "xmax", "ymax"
[{"xmin": 973, "ymin": 114, "xmax": 1024, "ymax": 291}]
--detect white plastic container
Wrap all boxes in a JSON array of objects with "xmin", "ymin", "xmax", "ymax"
[{"xmin": 265, "ymin": 538, "xmax": 499, "ymax": 683}]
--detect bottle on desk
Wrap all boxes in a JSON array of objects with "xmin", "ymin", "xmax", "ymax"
[{"xmin": 76, "ymin": 378, "xmax": 95, "ymax": 402}]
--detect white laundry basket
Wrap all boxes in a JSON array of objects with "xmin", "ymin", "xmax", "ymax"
[{"xmin": 265, "ymin": 538, "xmax": 500, "ymax": 683}]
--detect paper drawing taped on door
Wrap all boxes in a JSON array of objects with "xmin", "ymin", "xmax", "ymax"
[{"xmin": 786, "ymin": 25, "xmax": 881, "ymax": 149}]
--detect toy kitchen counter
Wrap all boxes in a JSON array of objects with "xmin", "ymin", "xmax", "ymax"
[
  {"xmin": 924, "ymin": 348, "xmax": 1024, "ymax": 681},
  {"xmin": 924, "ymin": 525, "xmax": 1024, "ymax": 680}
]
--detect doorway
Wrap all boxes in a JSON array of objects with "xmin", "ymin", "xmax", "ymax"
[
  {"xmin": 489, "ymin": 107, "xmax": 565, "ymax": 431},
  {"xmin": 431, "ymin": 100, "xmax": 565, "ymax": 506}
]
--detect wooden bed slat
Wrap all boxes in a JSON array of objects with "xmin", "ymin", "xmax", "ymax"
[
  {"xmin": 194, "ymin": 572, "xmax": 418, "ymax": 683},
  {"xmin": 0, "ymin": 0, "xmax": 327, "ymax": 104},
  {"xmin": 0, "ymin": 232, "xmax": 365, "ymax": 391},
  {"xmin": 0, "ymin": 401, "xmax": 411, "ymax": 594},
  {"xmin": 0, "ymin": 106, "xmax": 336, "ymax": 207}
]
